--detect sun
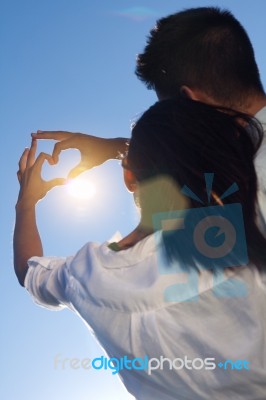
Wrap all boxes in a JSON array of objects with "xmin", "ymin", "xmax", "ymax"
[{"xmin": 66, "ymin": 177, "xmax": 96, "ymax": 200}]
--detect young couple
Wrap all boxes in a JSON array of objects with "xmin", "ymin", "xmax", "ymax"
[{"xmin": 14, "ymin": 7, "xmax": 266, "ymax": 400}]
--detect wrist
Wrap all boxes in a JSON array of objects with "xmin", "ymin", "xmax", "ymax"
[
  {"xmin": 15, "ymin": 198, "xmax": 36, "ymax": 212},
  {"xmin": 107, "ymin": 138, "xmax": 129, "ymax": 160}
]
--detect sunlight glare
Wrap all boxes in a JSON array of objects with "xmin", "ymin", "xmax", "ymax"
[{"xmin": 66, "ymin": 177, "xmax": 96, "ymax": 200}]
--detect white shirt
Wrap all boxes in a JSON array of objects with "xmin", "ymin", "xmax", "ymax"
[
  {"xmin": 25, "ymin": 106, "xmax": 266, "ymax": 399},
  {"xmin": 255, "ymin": 106, "xmax": 266, "ymax": 233},
  {"xmin": 25, "ymin": 229, "xmax": 266, "ymax": 400}
]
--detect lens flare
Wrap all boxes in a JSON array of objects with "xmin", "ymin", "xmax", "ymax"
[
  {"xmin": 66, "ymin": 177, "xmax": 96, "ymax": 200},
  {"xmin": 114, "ymin": 6, "xmax": 158, "ymax": 21}
]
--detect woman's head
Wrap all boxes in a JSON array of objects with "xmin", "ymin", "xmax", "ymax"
[{"xmin": 125, "ymin": 97, "xmax": 265, "ymax": 267}]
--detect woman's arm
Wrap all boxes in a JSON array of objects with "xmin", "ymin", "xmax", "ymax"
[
  {"xmin": 13, "ymin": 140, "xmax": 66, "ymax": 286},
  {"xmin": 32, "ymin": 130, "xmax": 129, "ymax": 179},
  {"xmin": 14, "ymin": 202, "xmax": 42, "ymax": 286}
]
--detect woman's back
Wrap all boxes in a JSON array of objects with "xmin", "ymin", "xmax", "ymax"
[{"xmin": 29, "ymin": 231, "xmax": 266, "ymax": 399}]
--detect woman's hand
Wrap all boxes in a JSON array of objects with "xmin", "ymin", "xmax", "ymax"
[
  {"xmin": 31, "ymin": 130, "xmax": 129, "ymax": 179},
  {"xmin": 17, "ymin": 138, "xmax": 66, "ymax": 207}
]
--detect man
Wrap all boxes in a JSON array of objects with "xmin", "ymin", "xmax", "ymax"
[
  {"xmin": 135, "ymin": 7, "xmax": 266, "ymax": 232},
  {"xmin": 32, "ymin": 7, "xmax": 266, "ymax": 231}
]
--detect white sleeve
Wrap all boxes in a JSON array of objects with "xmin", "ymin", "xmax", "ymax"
[
  {"xmin": 255, "ymin": 134, "xmax": 266, "ymax": 194},
  {"xmin": 254, "ymin": 128, "xmax": 266, "ymax": 235},
  {"xmin": 24, "ymin": 255, "xmax": 73, "ymax": 310}
]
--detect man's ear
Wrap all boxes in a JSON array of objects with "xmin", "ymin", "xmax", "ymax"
[
  {"xmin": 180, "ymin": 85, "xmax": 200, "ymax": 100},
  {"xmin": 124, "ymin": 169, "xmax": 137, "ymax": 193},
  {"xmin": 180, "ymin": 85, "xmax": 215, "ymax": 105}
]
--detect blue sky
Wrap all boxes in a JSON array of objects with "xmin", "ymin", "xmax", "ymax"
[{"xmin": 1, "ymin": 1, "xmax": 266, "ymax": 399}]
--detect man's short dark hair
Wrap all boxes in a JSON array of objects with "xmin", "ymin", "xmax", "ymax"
[{"xmin": 136, "ymin": 7, "xmax": 265, "ymax": 106}]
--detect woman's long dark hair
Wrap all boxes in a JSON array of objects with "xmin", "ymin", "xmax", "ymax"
[{"xmin": 127, "ymin": 97, "xmax": 266, "ymax": 269}]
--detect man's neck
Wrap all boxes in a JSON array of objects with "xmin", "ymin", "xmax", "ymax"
[
  {"xmin": 198, "ymin": 91, "xmax": 266, "ymax": 116},
  {"xmin": 243, "ymin": 96, "xmax": 266, "ymax": 115},
  {"xmin": 172, "ymin": 87, "xmax": 266, "ymax": 116}
]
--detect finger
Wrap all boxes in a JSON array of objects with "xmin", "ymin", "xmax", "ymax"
[
  {"xmin": 46, "ymin": 178, "xmax": 67, "ymax": 191},
  {"xmin": 34, "ymin": 152, "xmax": 52, "ymax": 172},
  {"xmin": 31, "ymin": 131, "xmax": 72, "ymax": 141},
  {"xmin": 18, "ymin": 147, "xmax": 30, "ymax": 174},
  {"xmin": 67, "ymin": 163, "xmax": 89, "ymax": 179},
  {"xmin": 52, "ymin": 140, "xmax": 74, "ymax": 163},
  {"xmin": 26, "ymin": 139, "xmax": 37, "ymax": 167},
  {"xmin": 17, "ymin": 170, "xmax": 22, "ymax": 183}
]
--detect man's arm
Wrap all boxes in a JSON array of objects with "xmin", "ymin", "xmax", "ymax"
[
  {"xmin": 32, "ymin": 131, "xmax": 129, "ymax": 179},
  {"xmin": 14, "ymin": 141, "xmax": 66, "ymax": 286}
]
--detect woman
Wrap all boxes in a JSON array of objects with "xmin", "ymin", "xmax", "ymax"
[{"xmin": 14, "ymin": 97, "xmax": 266, "ymax": 399}]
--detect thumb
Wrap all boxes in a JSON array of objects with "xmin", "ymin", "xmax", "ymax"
[
  {"xmin": 47, "ymin": 178, "xmax": 67, "ymax": 191},
  {"xmin": 67, "ymin": 164, "xmax": 88, "ymax": 179}
]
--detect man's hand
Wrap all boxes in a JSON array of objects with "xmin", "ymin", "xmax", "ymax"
[
  {"xmin": 17, "ymin": 138, "xmax": 66, "ymax": 207},
  {"xmin": 31, "ymin": 130, "xmax": 129, "ymax": 179}
]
